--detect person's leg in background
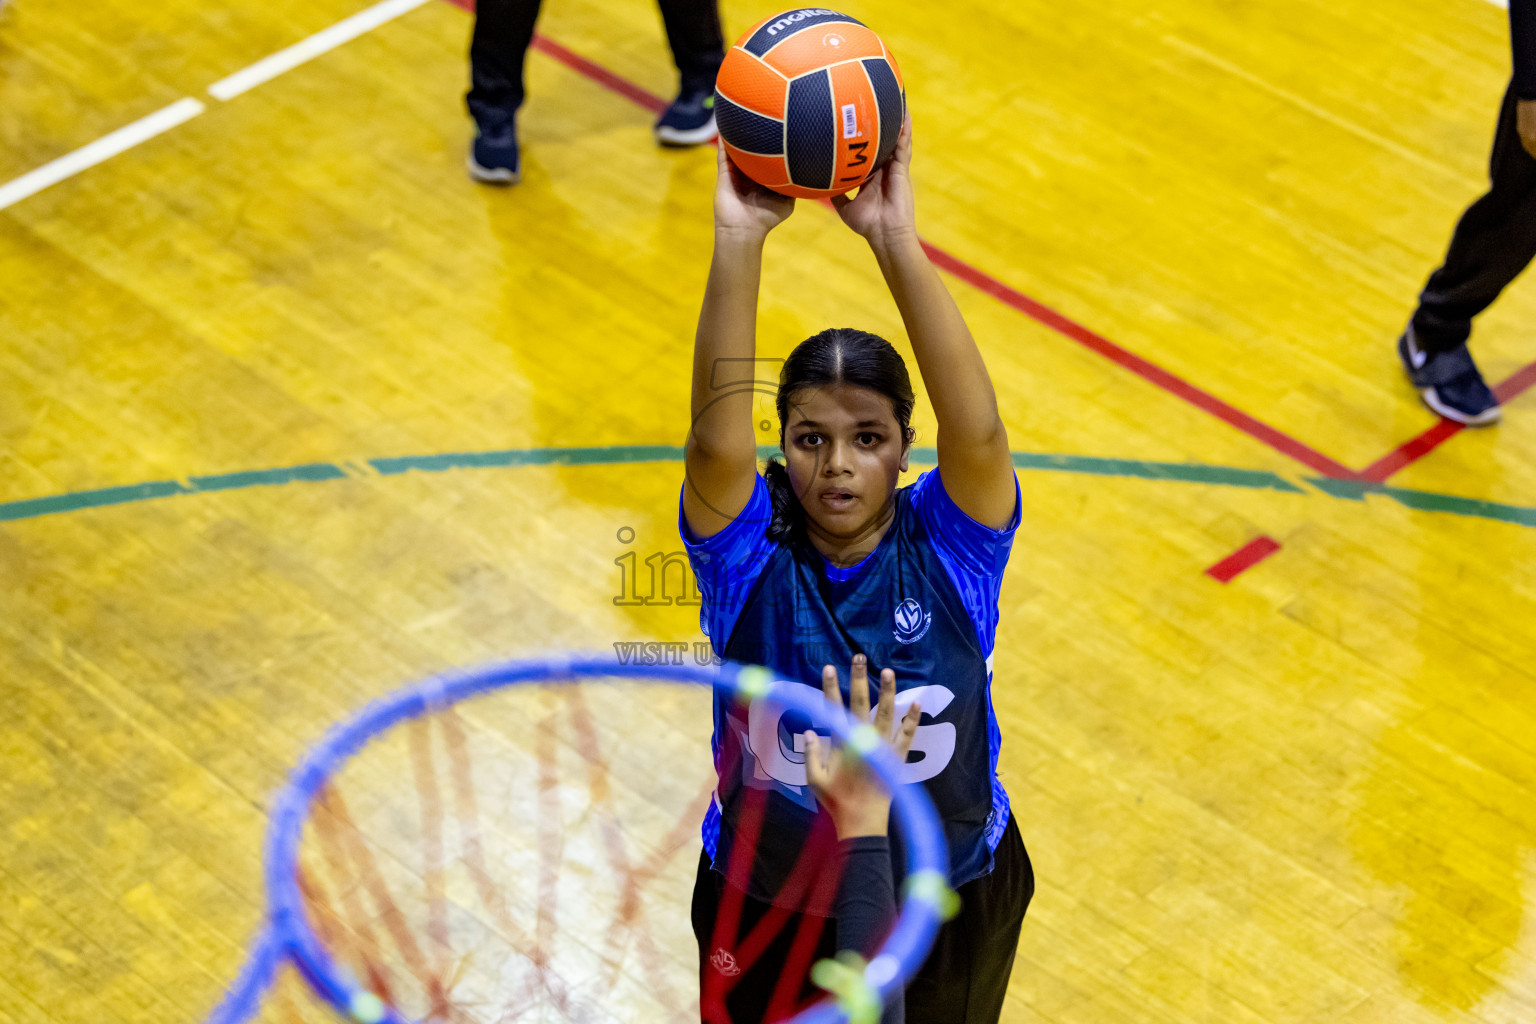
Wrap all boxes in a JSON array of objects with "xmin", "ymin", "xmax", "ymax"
[
  {"xmin": 902, "ymin": 816, "xmax": 1033, "ymax": 1024},
  {"xmin": 466, "ymin": 0, "xmax": 542, "ymax": 183},
  {"xmin": 653, "ymin": 0, "xmax": 725, "ymax": 146},
  {"xmin": 1401, "ymin": 82, "xmax": 1536, "ymax": 424}
]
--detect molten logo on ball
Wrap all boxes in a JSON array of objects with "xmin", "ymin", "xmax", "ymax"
[
  {"xmin": 765, "ymin": 8, "xmax": 840, "ymax": 36},
  {"xmin": 716, "ymin": 8, "xmax": 906, "ymax": 199}
]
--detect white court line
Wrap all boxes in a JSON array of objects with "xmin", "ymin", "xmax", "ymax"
[
  {"xmin": 0, "ymin": 0, "xmax": 1510, "ymax": 213},
  {"xmin": 0, "ymin": 0, "xmax": 429, "ymax": 212},
  {"xmin": 0, "ymin": 98, "xmax": 206, "ymax": 212},
  {"xmin": 207, "ymin": 0, "xmax": 431, "ymax": 100}
]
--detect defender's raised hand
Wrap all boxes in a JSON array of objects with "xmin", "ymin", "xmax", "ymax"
[{"xmin": 804, "ymin": 654, "xmax": 921, "ymax": 840}]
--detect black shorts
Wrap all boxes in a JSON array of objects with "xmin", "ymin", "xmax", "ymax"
[{"xmin": 691, "ymin": 815, "xmax": 1033, "ymax": 1024}]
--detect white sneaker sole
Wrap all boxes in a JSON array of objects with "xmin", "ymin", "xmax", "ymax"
[
  {"xmin": 655, "ymin": 115, "xmax": 719, "ymax": 147},
  {"xmin": 1420, "ymin": 387, "xmax": 1501, "ymax": 426},
  {"xmin": 467, "ymin": 154, "xmax": 520, "ymax": 185}
]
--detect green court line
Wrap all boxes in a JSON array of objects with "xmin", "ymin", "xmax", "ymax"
[
  {"xmin": 190, "ymin": 463, "xmax": 348, "ymax": 491},
  {"xmin": 1009, "ymin": 452, "xmax": 1303, "ymax": 492},
  {"xmin": 1, "ymin": 445, "xmax": 1531, "ymax": 533},
  {"xmin": 0, "ymin": 480, "xmax": 191, "ymax": 522},
  {"xmin": 1306, "ymin": 476, "xmax": 1536, "ymax": 527},
  {"xmin": 1304, "ymin": 477, "xmax": 1378, "ymax": 502},
  {"xmin": 765, "ymin": 446, "xmax": 1302, "ymax": 492},
  {"xmin": 371, "ymin": 445, "xmax": 687, "ymax": 475}
]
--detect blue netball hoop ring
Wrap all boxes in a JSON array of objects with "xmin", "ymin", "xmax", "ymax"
[{"xmin": 203, "ymin": 654, "xmax": 954, "ymax": 1024}]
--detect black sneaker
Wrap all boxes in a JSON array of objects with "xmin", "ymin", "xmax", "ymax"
[
  {"xmin": 468, "ymin": 125, "xmax": 520, "ymax": 184},
  {"xmin": 1397, "ymin": 329, "xmax": 1500, "ymax": 426},
  {"xmin": 654, "ymin": 90, "xmax": 718, "ymax": 147}
]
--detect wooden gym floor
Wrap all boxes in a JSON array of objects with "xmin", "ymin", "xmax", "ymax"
[{"xmin": 2, "ymin": 0, "xmax": 1535, "ymax": 1020}]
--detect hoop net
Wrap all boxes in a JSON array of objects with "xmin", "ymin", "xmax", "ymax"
[{"xmin": 206, "ymin": 657, "xmax": 949, "ymax": 1024}]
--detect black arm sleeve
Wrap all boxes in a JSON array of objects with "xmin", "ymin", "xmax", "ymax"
[
  {"xmin": 834, "ymin": 836, "xmax": 904, "ymax": 1024},
  {"xmin": 1512, "ymin": 0, "xmax": 1536, "ymax": 99}
]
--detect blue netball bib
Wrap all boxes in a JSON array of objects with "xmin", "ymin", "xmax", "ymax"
[{"xmin": 681, "ymin": 469, "xmax": 1019, "ymax": 904}]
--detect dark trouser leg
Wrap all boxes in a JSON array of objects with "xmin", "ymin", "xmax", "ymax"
[
  {"xmin": 466, "ymin": 0, "xmax": 542, "ymax": 132},
  {"xmin": 1411, "ymin": 81, "xmax": 1536, "ymax": 355},
  {"xmin": 903, "ymin": 816, "xmax": 1033, "ymax": 1024},
  {"xmin": 690, "ymin": 852, "xmax": 837, "ymax": 1024},
  {"xmin": 655, "ymin": 0, "xmax": 725, "ymax": 96}
]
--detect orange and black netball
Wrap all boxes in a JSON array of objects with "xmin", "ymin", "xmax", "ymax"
[{"xmin": 714, "ymin": 8, "xmax": 906, "ymax": 199}]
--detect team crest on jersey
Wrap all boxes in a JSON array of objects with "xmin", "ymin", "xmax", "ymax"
[
  {"xmin": 711, "ymin": 948, "xmax": 742, "ymax": 977},
  {"xmin": 892, "ymin": 598, "xmax": 931, "ymax": 644}
]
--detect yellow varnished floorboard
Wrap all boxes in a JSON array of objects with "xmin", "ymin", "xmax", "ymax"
[{"xmin": 3, "ymin": 0, "xmax": 1535, "ymax": 1021}]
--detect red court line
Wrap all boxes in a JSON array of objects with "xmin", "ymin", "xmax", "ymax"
[
  {"xmin": 531, "ymin": 35, "xmax": 668, "ymax": 114},
  {"xmin": 920, "ymin": 245, "xmax": 1355, "ymax": 479},
  {"xmin": 1492, "ymin": 359, "xmax": 1536, "ymax": 405},
  {"xmin": 1359, "ymin": 359, "xmax": 1536, "ymax": 483},
  {"xmin": 438, "ymin": 0, "xmax": 1358, "ymax": 481},
  {"xmin": 1205, "ymin": 358, "xmax": 1536, "ymax": 577},
  {"xmin": 1356, "ymin": 419, "xmax": 1463, "ymax": 483},
  {"xmin": 443, "ymin": 0, "xmax": 669, "ymax": 115},
  {"xmin": 1205, "ymin": 535, "xmax": 1281, "ymax": 583},
  {"xmin": 445, "ymin": 2, "xmax": 1536, "ymax": 495}
]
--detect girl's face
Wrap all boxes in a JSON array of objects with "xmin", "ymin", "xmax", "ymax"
[{"xmin": 782, "ymin": 384, "xmax": 910, "ymax": 541}]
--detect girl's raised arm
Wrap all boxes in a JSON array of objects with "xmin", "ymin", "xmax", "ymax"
[
  {"xmin": 683, "ymin": 148, "xmax": 795, "ymax": 539},
  {"xmin": 833, "ymin": 120, "xmax": 1016, "ymax": 529}
]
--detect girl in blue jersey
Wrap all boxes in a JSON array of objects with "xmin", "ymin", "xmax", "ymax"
[{"xmin": 682, "ymin": 121, "xmax": 1032, "ymax": 1024}]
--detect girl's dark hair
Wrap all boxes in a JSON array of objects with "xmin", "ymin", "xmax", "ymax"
[{"xmin": 763, "ymin": 328, "xmax": 916, "ymax": 543}]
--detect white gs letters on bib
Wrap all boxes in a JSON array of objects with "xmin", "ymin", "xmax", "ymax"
[
  {"xmin": 887, "ymin": 685, "xmax": 955, "ymax": 783},
  {"xmin": 743, "ymin": 684, "xmax": 957, "ymax": 790}
]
